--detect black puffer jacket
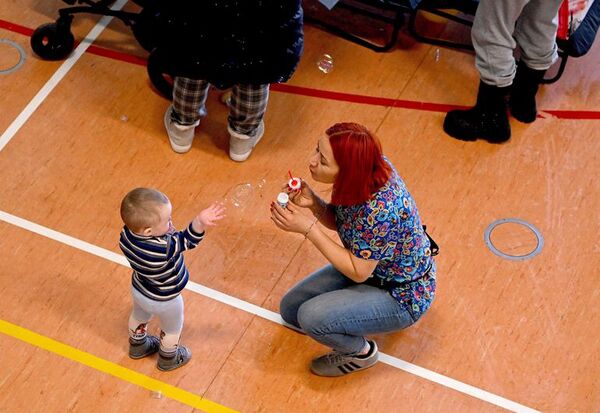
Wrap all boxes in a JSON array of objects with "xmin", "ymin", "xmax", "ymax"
[{"xmin": 150, "ymin": 0, "xmax": 303, "ymax": 89}]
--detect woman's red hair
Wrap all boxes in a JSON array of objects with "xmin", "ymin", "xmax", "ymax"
[{"xmin": 327, "ymin": 122, "xmax": 391, "ymax": 206}]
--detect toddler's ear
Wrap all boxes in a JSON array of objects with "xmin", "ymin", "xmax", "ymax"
[{"xmin": 142, "ymin": 227, "xmax": 153, "ymax": 236}]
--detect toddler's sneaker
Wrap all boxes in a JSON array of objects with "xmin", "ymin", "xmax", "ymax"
[
  {"xmin": 164, "ymin": 105, "xmax": 199, "ymax": 153},
  {"xmin": 157, "ymin": 345, "xmax": 192, "ymax": 372},
  {"xmin": 228, "ymin": 120, "xmax": 265, "ymax": 162},
  {"xmin": 310, "ymin": 340, "xmax": 379, "ymax": 377},
  {"xmin": 128, "ymin": 335, "xmax": 160, "ymax": 359}
]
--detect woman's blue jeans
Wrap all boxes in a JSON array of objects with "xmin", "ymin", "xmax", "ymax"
[{"xmin": 280, "ymin": 264, "xmax": 419, "ymax": 354}]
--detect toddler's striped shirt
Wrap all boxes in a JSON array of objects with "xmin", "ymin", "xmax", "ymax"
[{"xmin": 119, "ymin": 224, "xmax": 205, "ymax": 301}]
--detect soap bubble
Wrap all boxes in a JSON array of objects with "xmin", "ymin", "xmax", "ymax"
[
  {"xmin": 317, "ymin": 54, "xmax": 334, "ymax": 74},
  {"xmin": 220, "ymin": 177, "xmax": 269, "ymax": 220},
  {"xmin": 434, "ymin": 48, "xmax": 440, "ymax": 62},
  {"xmin": 225, "ymin": 183, "xmax": 253, "ymax": 209},
  {"xmin": 151, "ymin": 390, "xmax": 162, "ymax": 399},
  {"xmin": 120, "ymin": 114, "xmax": 129, "ymax": 122}
]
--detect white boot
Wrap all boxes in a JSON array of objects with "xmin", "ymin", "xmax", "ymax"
[
  {"xmin": 228, "ymin": 120, "xmax": 265, "ymax": 162},
  {"xmin": 164, "ymin": 105, "xmax": 199, "ymax": 153}
]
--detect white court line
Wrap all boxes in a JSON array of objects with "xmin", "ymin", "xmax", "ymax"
[
  {"xmin": 0, "ymin": 209, "xmax": 540, "ymax": 413},
  {"xmin": 0, "ymin": 0, "xmax": 129, "ymax": 152}
]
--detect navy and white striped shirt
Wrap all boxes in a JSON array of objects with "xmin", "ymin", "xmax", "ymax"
[{"xmin": 119, "ymin": 224, "xmax": 205, "ymax": 301}]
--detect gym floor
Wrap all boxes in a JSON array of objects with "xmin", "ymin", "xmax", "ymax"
[{"xmin": 0, "ymin": 1, "xmax": 598, "ymax": 412}]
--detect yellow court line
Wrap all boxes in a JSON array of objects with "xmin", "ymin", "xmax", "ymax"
[{"xmin": 0, "ymin": 319, "xmax": 238, "ymax": 413}]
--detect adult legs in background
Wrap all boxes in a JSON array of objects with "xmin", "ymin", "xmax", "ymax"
[
  {"xmin": 509, "ymin": 0, "xmax": 563, "ymax": 122},
  {"xmin": 443, "ymin": 0, "xmax": 532, "ymax": 143},
  {"xmin": 514, "ymin": 0, "xmax": 562, "ymax": 72},
  {"xmin": 228, "ymin": 83, "xmax": 269, "ymax": 162},
  {"xmin": 164, "ymin": 77, "xmax": 210, "ymax": 153},
  {"xmin": 472, "ymin": 0, "xmax": 531, "ymax": 87},
  {"xmin": 444, "ymin": 0, "xmax": 563, "ymax": 140}
]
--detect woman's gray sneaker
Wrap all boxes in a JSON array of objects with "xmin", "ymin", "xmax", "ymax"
[{"xmin": 310, "ymin": 340, "xmax": 379, "ymax": 377}]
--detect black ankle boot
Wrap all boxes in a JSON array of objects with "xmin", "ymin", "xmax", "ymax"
[
  {"xmin": 509, "ymin": 61, "xmax": 546, "ymax": 123},
  {"xmin": 443, "ymin": 81, "xmax": 511, "ymax": 143}
]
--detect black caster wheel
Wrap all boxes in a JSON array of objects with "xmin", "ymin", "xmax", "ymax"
[
  {"xmin": 147, "ymin": 48, "xmax": 174, "ymax": 99},
  {"xmin": 30, "ymin": 22, "xmax": 75, "ymax": 60}
]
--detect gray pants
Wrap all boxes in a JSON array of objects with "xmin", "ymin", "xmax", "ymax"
[
  {"xmin": 472, "ymin": 0, "xmax": 563, "ymax": 87},
  {"xmin": 129, "ymin": 286, "xmax": 184, "ymax": 353}
]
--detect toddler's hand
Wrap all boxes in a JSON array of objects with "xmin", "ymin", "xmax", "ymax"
[{"xmin": 193, "ymin": 202, "xmax": 226, "ymax": 233}]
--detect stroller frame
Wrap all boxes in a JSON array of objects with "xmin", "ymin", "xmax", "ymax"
[{"xmin": 30, "ymin": 0, "xmax": 147, "ymax": 61}]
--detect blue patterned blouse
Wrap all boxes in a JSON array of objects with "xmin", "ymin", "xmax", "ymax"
[{"xmin": 334, "ymin": 161, "xmax": 436, "ymax": 315}]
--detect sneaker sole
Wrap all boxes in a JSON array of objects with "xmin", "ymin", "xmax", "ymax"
[
  {"xmin": 129, "ymin": 351, "xmax": 157, "ymax": 360},
  {"xmin": 443, "ymin": 118, "xmax": 510, "ymax": 143},
  {"xmin": 310, "ymin": 359, "xmax": 379, "ymax": 377},
  {"xmin": 169, "ymin": 140, "xmax": 193, "ymax": 154}
]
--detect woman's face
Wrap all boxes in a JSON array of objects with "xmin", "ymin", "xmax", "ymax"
[{"xmin": 309, "ymin": 136, "xmax": 339, "ymax": 184}]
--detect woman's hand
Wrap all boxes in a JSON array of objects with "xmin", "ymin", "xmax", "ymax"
[
  {"xmin": 288, "ymin": 180, "xmax": 316, "ymax": 209},
  {"xmin": 193, "ymin": 202, "xmax": 226, "ymax": 233},
  {"xmin": 270, "ymin": 201, "xmax": 314, "ymax": 235}
]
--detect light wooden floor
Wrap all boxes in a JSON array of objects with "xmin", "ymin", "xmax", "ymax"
[{"xmin": 1, "ymin": 1, "xmax": 599, "ymax": 412}]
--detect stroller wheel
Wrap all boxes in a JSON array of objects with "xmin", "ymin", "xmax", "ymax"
[
  {"xmin": 31, "ymin": 22, "xmax": 75, "ymax": 61},
  {"xmin": 147, "ymin": 49, "xmax": 174, "ymax": 99}
]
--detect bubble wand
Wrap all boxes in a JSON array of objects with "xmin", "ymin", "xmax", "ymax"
[{"xmin": 287, "ymin": 170, "xmax": 301, "ymax": 191}]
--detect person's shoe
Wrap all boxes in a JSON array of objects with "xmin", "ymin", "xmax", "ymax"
[
  {"xmin": 228, "ymin": 120, "xmax": 265, "ymax": 162},
  {"xmin": 164, "ymin": 105, "xmax": 199, "ymax": 153},
  {"xmin": 128, "ymin": 335, "xmax": 160, "ymax": 359},
  {"xmin": 443, "ymin": 81, "xmax": 511, "ymax": 143},
  {"xmin": 157, "ymin": 345, "xmax": 192, "ymax": 372},
  {"xmin": 310, "ymin": 340, "xmax": 379, "ymax": 377},
  {"xmin": 509, "ymin": 61, "xmax": 546, "ymax": 123}
]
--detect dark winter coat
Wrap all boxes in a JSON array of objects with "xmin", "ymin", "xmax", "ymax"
[{"xmin": 151, "ymin": 0, "xmax": 304, "ymax": 89}]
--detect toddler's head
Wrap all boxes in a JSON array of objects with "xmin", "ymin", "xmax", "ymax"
[{"xmin": 120, "ymin": 188, "xmax": 173, "ymax": 236}]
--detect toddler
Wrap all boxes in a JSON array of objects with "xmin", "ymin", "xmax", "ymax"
[{"xmin": 119, "ymin": 188, "xmax": 224, "ymax": 371}]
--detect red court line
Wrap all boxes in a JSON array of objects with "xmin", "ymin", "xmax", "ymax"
[
  {"xmin": 86, "ymin": 45, "xmax": 147, "ymax": 66},
  {"xmin": 2, "ymin": 17, "xmax": 599, "ymax": 120},
  {"xmin": 541, "ymin": 110, "xmax": 600, "ymax": 120},
  {"xmin": 0, "ymin": 18, "xmax": 33, "ymax": 36},
  {"xmin": 271, "ymin": 83, "xmax": 465, "ymax": 113}
]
